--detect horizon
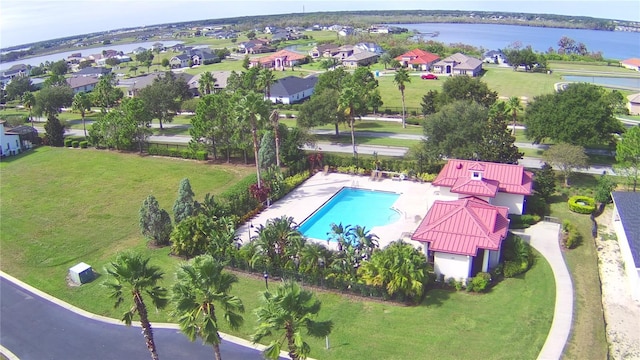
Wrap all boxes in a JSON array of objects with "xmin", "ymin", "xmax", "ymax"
[{"xmin": 1, "ymin": 0, "xmax": 639, "ymax": 49}]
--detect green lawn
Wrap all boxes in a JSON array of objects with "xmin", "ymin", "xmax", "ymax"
[
  {"xmin": 0, "ymin": 147, "xmax": 555, "ymax": 359},
  {"xmin": 376, "ymin": 74, "xmax": 443, "ymax": 112},
  {"xmin": 481, "ymin": 67, "xmax": 561, "ymax": 100},
  {"xmin": 544, "ymin": 174, "xmax": 608, "ymax": 360}
]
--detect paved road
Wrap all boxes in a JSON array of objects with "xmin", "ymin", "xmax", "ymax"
[{"xmin": 0, "ymin": 275, "xmax": 272, "ymax": 360}]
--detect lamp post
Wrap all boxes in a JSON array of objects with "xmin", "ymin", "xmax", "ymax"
[
  {"xmin": 318, "ymin": 258, "xmax": 325, "ymax": 287},
  {"xmin": 263, "ymin": 271, "xmax": 269, "ymax": 290}
]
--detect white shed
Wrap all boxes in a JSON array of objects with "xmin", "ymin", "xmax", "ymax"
[{"xmin": 69, "ymin": 262, "xmax": 94, "ymax": 284}]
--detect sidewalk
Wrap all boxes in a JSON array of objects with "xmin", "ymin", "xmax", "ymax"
[{"xmin": 514, "ymin": 222, "xmax": 573, "ymax": 360}]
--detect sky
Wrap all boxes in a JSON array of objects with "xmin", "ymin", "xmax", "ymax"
[{"xmin": 1, "ymin": 0, "xmax": 639, "ymax": 48}]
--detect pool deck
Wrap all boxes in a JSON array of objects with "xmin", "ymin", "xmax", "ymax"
[{"xmin": 237, "ymin": 172, "xmax": 434, "ymax": 249}]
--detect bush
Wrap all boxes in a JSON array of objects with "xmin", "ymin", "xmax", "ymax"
[
  {"xmin": 503, "ymin": 261, "xmax": 523, "ymax": 278},
  {"xmin": 64, "ymin": 138, "xmax": 73, "ymax": 147},
  {"xmin": 416, "ymin": 173, "xmax": 437, "ymax": 182},
  {"xmin": 509, "ymin": 214, "xmax": 541, "ymax": 229},
  {"xmin": 562, "ymin": 220, "xmax": 581, "ymax": 249},
  {"xmin": 567, "ymin": 195, "xmax": 596, "ymax": 214},
  {"xmin": 283, "ymin": 171, "xmax": 310, "ymax": 192},
  {"xmin": 469, "ymin": 272, "xmax": 491, "ymax": 292},
  {"xmin": 72, "ymin": 141, "xmax": 79, "ymax": 148},
  {"xmin": 195, "ymin": 151, "xmax": 208, "ymax": 160},
  {"xmin": 79, "ymin": 141, "xmax": 88, "ymax": 148}
]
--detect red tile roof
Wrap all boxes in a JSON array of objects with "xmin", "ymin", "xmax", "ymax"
[
  {"xmin": 433, "ymin": 160, "xmax": 533, "ymax": 196},
  {"xmin": 450, "ymin": 177, "xmax": 499, "ymax": 197},
  {"xmin": 395, "ymin": 49, "xmax": 440, "ymax": 64},
  {"xmin": 252, "ymin": 49, "xmax": 306, "ymax": 64},
  {"xmin": 621, "ymin": 58, "xmax": 640, "ymax": 67},
  {"xmin": 411, "ymin": 197, "xmax": 510, "ymax": 256}
]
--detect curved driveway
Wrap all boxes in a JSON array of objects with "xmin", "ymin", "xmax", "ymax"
[{"xmin": 0, "ymin": 273, "xmax": 276, "ymax": 360}]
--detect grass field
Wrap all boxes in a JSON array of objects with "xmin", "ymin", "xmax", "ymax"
[
  {"xmin": 0, "ymin": 147, "xmax": 556, "ymax": 360},
  {"xmin": 481, "ymin": 66, "xmax": 562, "ymax": 100}
]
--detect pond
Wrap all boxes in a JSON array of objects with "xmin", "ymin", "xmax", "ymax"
[{"xmin": 562, "ymin": 75, "xmax": 640, "ymax": 90}]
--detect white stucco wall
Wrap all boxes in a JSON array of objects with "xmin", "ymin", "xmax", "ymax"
[
  {"xmin": 434, "ymin": 252, "xmax": 471, "ymax": 281},
  {"xmin": 0, "ymin": 124, "xmax": 21, "ymax": 157},
  {"xmin": 492, "ymin": 192, "xmax": 525, "ymax": 214},
  {"xmin": 612, "ymin": 206, "xmax": 640, "ymax": 302}
]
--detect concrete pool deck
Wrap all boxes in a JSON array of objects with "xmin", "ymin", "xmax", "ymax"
[{"xmin": 236, "ymin": 172, "xmax": 434, "ymax": 249}]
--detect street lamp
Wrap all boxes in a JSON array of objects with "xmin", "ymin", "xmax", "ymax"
[{"xmin": 263, "ymin": 271, "xmax": 269, "ymax": 290}]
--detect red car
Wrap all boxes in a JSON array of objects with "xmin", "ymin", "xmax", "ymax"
[{"xmin": 421, "ymin": 74, "xmax": 438, "ymax": 80}]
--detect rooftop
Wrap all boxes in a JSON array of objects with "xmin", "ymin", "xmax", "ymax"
[
  {"xmin": 612, "ymin": 191, "xmax": 640, "ymax": 267},
  {"xmin": 433, "ymin": 160, "xmax": 533, "ymax": 196}
]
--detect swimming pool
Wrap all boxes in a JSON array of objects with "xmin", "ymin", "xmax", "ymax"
[{"xmin": 298, "ymin": 187, "xmax": 401, "ymax": 241}]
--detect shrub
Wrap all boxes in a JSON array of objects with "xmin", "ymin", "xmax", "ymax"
[
  {"xmin": 72, "ymin": 141, "xmax": 79, "ymax": 148},
  {"xmin": 417, "ymin": 173, "xmax": 437, "ymax": 182},
  {"xmin": 503, "ymin": 261, "xmax": 523, "ymax": 278},
  {"xmin": 469, "ymin": 272, "xmax": 491, "ymax": 292},
  {"xmin": 568, "ymin": 195, "xmax": 596, "ymax": 214},
  {"xmin": 64, "ymin": 138, "xmax": 73, "ymax": 147},
  {"xmin": 79, "ymin": 141, "xmax": 88, "ymax": 148},
  {"xmin": 283, "ymin": 171, "xmax": 310, "ymax": 192},
  {"xmin": 509, "ymin": 214, "xmax": 541, "ymax": 229},
  {"xmin": 562, "ymin": 220, "xmax": 581, "ymax": 249},
  {"xmin": 195, "ymin": 151, "xmax": 208, "ymax": 160}
]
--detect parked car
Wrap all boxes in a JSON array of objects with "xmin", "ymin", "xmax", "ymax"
[{"xmin": 421, "ymin": 74, "xmax": 438, "ymax": 80}]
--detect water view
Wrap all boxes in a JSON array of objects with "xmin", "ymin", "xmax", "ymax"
[
  {"xmin": 562, "ymin": 75, "xmax": 640, "ymax": 90},
  {"xmin": 398, "ymin": 23, "xmax": 640, "ymax": 60}
]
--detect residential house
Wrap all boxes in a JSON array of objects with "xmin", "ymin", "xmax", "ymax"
[
  {"xmin": 131, "ymin": 47, "xmax": 148, "ymax": 55},
  {"xmin": 431, "ymin": 159, "xmax": 533, "ymax": 215},
  {"xmin": 355, "ymin": 42, "xmax": 384, "ymax": 55},
  {"xmin": 73, "ymin": 66, "xmax": 111, "ymax": 77},
  {"xmin": 66, "ymin": 76, "xmax": 100, "ymax": 94},
  {"xmin": 410, "ymin": 159, "xmax": 533, "ymax": 281},
  {"xmin": 411, "ymin": 197, "xmax": 510, "ymax": 280},
  {"xmin": 395, "ymin": 49, "xmax": 440, "ymax": 71},
  {"xmin": 168, "ymin": 44, "xmax": 185, "ymax": 52},
  {"xmin": 2, "ymin": 64, "xmax": 29, "ymax": 79},
  {"xmin": 3, "ymin": 124, "xmax": 38, "ymax": 154},
  {"xmin": 250, "ymin": 49, "xmax": 306, "ymax": 70},
  {"xmin": 628, "ymin": 93, "xmax": 640, "ymax": 115},
  {"xmin": 95, "ymin": 55, "xmax": 131, "ymax": 66},
  {"xmin": 309, "ymin": 44, "xmax": 338, "ymax": 58},
  {"xmin": 170, "ymin": 54, "xmax": 191, "ymax": 69},
  {"xmin": 369, "ymin": 25, "xmax": 391, "ymax": 34},
  {"xmin": 0, "ymin": 121, "xmax": 22, "ymax": 157},
  {"xmin": 338, "ymin": 27, "xmax": 355, "ymax": 37},
  {"xmin": 185, "ymin": 47, "xmax": 219, "ymax": 65},
  {"xmin": 268, "ymin": 76, "xmax": 318, "ymax": 104},
  {"xmin": 331, "ymin": 45, "xmax": 355, "ymax": 60},
  {"xmin": 188, "ymin": 71, "xmax": 232, "ymax": 96},
  {"xmin": 432, "ymin": 53, "xmax": 483, "ymax": 77},
  {"xmin": 621, "ymin": 58, "xmax": 640, "ymax": 71},
  {"xmin": 67, "ymin": 53, "xmax": 83, "ymax": 64},
  {"xmin": 239, "ymin": 39, "xmax": 273, "ymax": 54},
  {"xmin": 342, "ymin": 50, "xmax": 379, "ymax": 68},
  {"xmin": 152, "ymin": 42, "xmax": 164, "ymax": 52},
  {"xmin": 483, "ymin": 50, "xmax": 509, "ymax": 64},
  {"xmin": 119, "ymin": 73, "xmax": 161, "ymax": 97},
  {"xmin": 611, "ymin": 191, "xmax": 640, "ymax": 301}
]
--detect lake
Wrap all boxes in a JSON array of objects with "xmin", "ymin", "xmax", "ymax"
[
  {"xmin": 0, "ymin": 40, "xmax": 183, "ymax": 71},
  {"xmin": 395, "ymin": 23, "xmax": 640, "ymax": 60},
  {"xmin": 562, "ymin": 75, "xmax": 640, "ymax": 90}
]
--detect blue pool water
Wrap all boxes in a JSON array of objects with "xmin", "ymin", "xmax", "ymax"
[{"xmin": 298, "ymin": 187, "xmax": 401, "ymax": 241}]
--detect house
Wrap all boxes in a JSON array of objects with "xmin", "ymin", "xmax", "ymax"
[
  {"xmin": 409, "ymin": 159, "xmax": 533, "ymax": 281},
  {"xmin": 620, "ymin": 58, "xmax": 640, "ymax": 71},
  {"xmin": 0, "ymin": 121, "xmax": 23, "ymax": 157},
  {"xmin": 151, "ymin": 42, "xmax": 164, "ymax": 52},
  {"xmin": 188, "ymin": 71, "xmax": 232, "ymax": 96},
  {"xmin": 342, "ymin": 50, "xmax": 379, "ymax": 68},
  {"xmin": 395, "ymin": 49, "xmax": 440, "ymax": 71},
  {"xmin": 168, "ymin": 43, "xmax": 185, "ymax": 52},
  {"xmin": 250, "ymin": 49, "xmax": 306, "ymax": 70},
  {"xmin": 131, "ymin": 47, "xmax": 148, "ymax": 55},
  {"xmin": 170, "ymin": 54, "xmax": 191, "ymax": 69},
  {"xmin": 73, "ymin": 66, "xmax": 111, "ymax": 77},
  {"xmin": 268, "ymin": 76, "xmax": 318, "ymax": 104},
  {"xmin": 338, "ymin": 27, "xmax": 355, "ymax": 37},
  {"xmin": 611, "ymin": 191, "xmax": 640, "ymax": 301},
  {"xmin": 331, "ymin": 45, "xmax": 355, "ymax": 60},
  {"xmin": 66, "ymin": 76, "xmax": 100, "ymax": 94},
  {"xmin": 309, "ymin": 44, "xmax": 338, "ymax": 58},
  {"xmin": 483, "ymin": 50, "xmax": 509, "ymax": 64},
  {"xmin": 411, "ymin": 197, "xmax": 510, "ymax": 280},
  {"xmin": 628, "ymin": 93, "xmax": 640, "ymax": 115},
  {"xmin": 185, "ymin": 47, "xmax": 219, "ymax": 66},
  {"xmin": 2, "ymin": 64, "xmax": 29, "ymax": 79},
  {"xmin": 432, "ymin": 53, "xmax": 483, "ymax": 77},
  {"xmin": 432, "ymin": 159, "xmax": 533, "ymax": 215},
  {"xmin": 95, "ymin": 55, "xmax": 131, "ymax": 66},
  {"xmin": 3, "ymin": 124, "xmax": 38, "ymax": 154},
  {"xmin": 119, "ymin": 73, "xmax": 161, "ymax": 97},
  {"xmin": 355, "ymin": 42, "xmax": 384, "ymax": 55},
  {"xmin": 238, "ymin": 39, "xmax": 271, "ymax": 54}
]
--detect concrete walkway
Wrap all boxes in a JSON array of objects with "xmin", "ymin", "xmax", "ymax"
[{"xmin": 515, "ymin": 222, "xmax": 573, "ymax": 360}]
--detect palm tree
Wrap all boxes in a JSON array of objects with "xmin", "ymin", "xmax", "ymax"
[
  {"xmin": 103, "ymin": 252, "xmax": 168, "ymax": 360},
  {"xmin": 299, "ymin": 242, "xmax": 331, "ymax": 281},
  {"xmin": 379, "ymin": 53, "xmax": 392, "ymax": 70},
  {"xmin": 237, "ymin": 91, "xmax": 269, "ymax": 188},
  {"xmin": 327, "ymin": 222, "xmax": 352, "ymax": 251},
  {"xmin": 253, "ymin": 216, "xmax": 304, "ymax": 271},
  {"xmin": 199, "ymin": 71, "xmax": 217, "ymax": 96},
  {"xmin": 172, "ymin": 255, "xmax": 245, "ymax": 360},
  {"xmin": 22, "ymin": 91, "xmax": 36, "ymax": 127},
  {"xmin": 393, "ymin": 68, "xmax": 411, "ymax": 129},
  {"xmin": 72, "ymin": 92, "xmax": 92, "ymax": 137},
  {"xmin": 269, "ymin": 109, "xmax": 281, "ymax": 167},
  {"xmin": 358, "ymin": 240, "xmax": 429, "ymax": 304},
  {"xmin": 505, "ymin": 96, "xmax": 523, "ymax": 135},
  {"xmin": 258, "ymin": 68, "xmax": 276, "ymax": 99},
  {"xmin": 338, "ymin": 86, "xmax": 358, "ymax": 157},
  {"xmin": 351, "ymin": 225, "xmax": 379, "ymax": 261},
  {"xmin": 130, "ymin": 65, "xmax": 138, "ymax": 76},
  {"xmin": 252, "ymin": 281, "xmax": 333, "ymax": 360}
]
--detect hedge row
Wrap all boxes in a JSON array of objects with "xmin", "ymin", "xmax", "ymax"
[
  {"xmin": 147, "ymin": 145, "xmax": 208, "ymax": 161},
  {"xmin": 568, "ymin": 195, "xmax": 596, "ymax": 214},
  {"xmin": 509, "ymin": 214, "xmax": 541, "ymax": 229}
]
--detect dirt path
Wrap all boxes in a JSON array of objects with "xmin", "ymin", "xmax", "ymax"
[{"xmin": 594, "ymin": 207, "xmax": 640, "ymax": 359}]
